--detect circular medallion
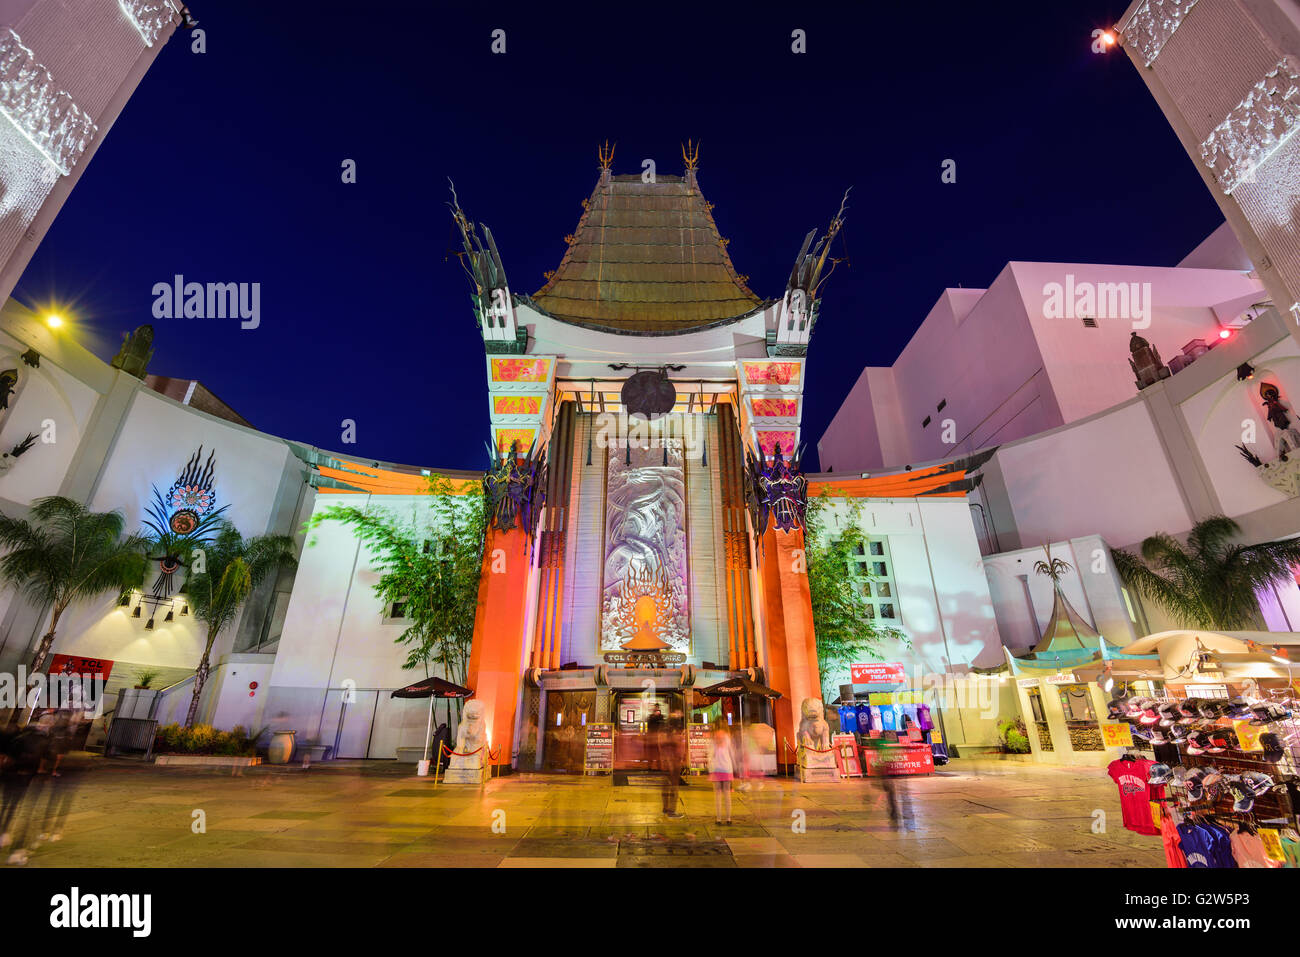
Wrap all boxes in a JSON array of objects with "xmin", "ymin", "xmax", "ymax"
[
  {"xmin": 169, "ymin": 510, "xmax": 199, "ymax": 535},
  {"xmin": 620, "ymin": 369, "xmax": 676, "ymax": 419}
]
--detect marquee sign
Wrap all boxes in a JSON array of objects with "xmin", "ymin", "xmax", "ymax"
[{"xmin": 850, "ymin": 662, "xmax": 907, "ymax": 685}]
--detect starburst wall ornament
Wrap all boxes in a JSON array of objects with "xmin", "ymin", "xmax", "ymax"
[{"xmin": 141, "ymin": 446, "xmax": 228, "ymax": 601}]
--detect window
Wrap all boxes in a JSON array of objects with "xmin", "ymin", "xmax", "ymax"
[
  {"xmin": 846, "ymin": 536, "xmax": 900, "ymax": 625},
  {"xmin": 936, "ymin": 399, "xmax": 947, "ymax": 412},
  {"xmin": 1081, "ymin": 317, "xmax": 1097, "ymax": 328},
  {"xmin": 921, "ymin": 416, "xmax": 931, "ymax": 428},
  {"xmin": 388, "ymin": 601, "xmax": 408, "ymax": 620}
]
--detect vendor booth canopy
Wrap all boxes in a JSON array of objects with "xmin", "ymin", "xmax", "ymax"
[
  {"xmin": 698, "ymin": 675, "xmax": 781, "ymax": 698},
  {"xmin": 1119, "ymin": 630, "xmax": 1300, "ymax": 682},
  {"xmin": 390, "ymin": 676, "xmax": 473, "ymax": 699}
]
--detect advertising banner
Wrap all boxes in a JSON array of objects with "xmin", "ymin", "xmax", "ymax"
[
  {"xmin": 851, "ymin": 662, "xmax": 906, "ymax": 684},
  {"xmin": 861, "ymin": 743, "xmax": 933, "ymax": 776},
  {"xmin": 832, "ymin": 733, "xmax": 862, "ymax": 777},
  {"xmin": 583, "ymin": 723, "xmax": 614, "ymax": 774}
]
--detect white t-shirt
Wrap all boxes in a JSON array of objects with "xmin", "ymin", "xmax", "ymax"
[{"xmin": 709, "ymin": 735, "xmax": 735, "ymax": 774}]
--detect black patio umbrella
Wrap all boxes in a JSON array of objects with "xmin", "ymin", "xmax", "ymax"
[
  {"xmin": 390, "ymin": 676, "xmax": 473, "ymax": 699},
  {"xmin": 698, "ymin": 675, "xmax": 781, "ymax": 699},
  {"xmin": 390, "ymin": 677, "xmax": 473, "ymax": 766}
]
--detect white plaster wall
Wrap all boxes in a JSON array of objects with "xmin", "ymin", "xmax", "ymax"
[
  {"xmin": 0, "ymin": 328, "xmax": 98, "ymax": 507},
  {"xmin": 51, "ymin": 389, "xmax": 294, "ymax": 669},
  {"xmin": 814, "ymin": 496, "xmax": 1003, "ymax": 684},
  {"xmin": 995, "ymin": 401, "xmax": 1193, "ymax": 547},
  {"xmin": 1179, "ymin": 336, "xmax": 1300, "ymax": 517},
  {"xmin": 983, "ymin": 535, "xmax": 1141, "ymax": 655}
]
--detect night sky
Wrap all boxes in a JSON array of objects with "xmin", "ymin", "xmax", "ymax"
[{"xmin": 13, "ymin": 1, "xmax": 1223, "ymax": 472}]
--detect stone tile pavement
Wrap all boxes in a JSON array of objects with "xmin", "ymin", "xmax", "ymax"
[{"xmin": 7, "ymin": 757, "xmax": 1167, "ymax": 868}]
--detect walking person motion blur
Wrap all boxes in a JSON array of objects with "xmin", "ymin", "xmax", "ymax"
[
  {"xmin": 864, "ymin": 737, "xmax": 905, "ymax": 828},
  {"xmin": 656, "ymin": 705, "xmax": 685, "ymax": 820},
  {"xmin": 708, "ymin": 721, "xmax": 736, "ymax": 825},
  {"xmin": 36, "ymin": 708, "xmax": 85, "ymax": 845},
  {"xmin": 0, "ymin": 717, "xmax": 49, "ymax": 865}
]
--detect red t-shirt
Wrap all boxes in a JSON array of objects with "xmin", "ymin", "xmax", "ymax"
[
  {"xmin": 1161, "ymin": 812, "xmax": 1186, "ymax": 867},
  {"xmin": 1108, "ymin": 758, "xmax": 1160, "ymax": 835}
]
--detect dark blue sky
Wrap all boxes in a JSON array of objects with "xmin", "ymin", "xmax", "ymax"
[{"xmin": 14, "ymin": 1, "xmax": 1223, "ymax": 472}]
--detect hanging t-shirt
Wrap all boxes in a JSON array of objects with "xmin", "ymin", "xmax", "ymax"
[
  {"xmin": 1281, "ymin": 836, "xmax": 1300, "ymax": 868},
  {"xmin": 1160, "ymin": 812, "xmax": 1185, "ymax": 868},
  {"xmin": 917, "ymin": 704, "xmax": 934, "ymax": 731},
  {"xmin": 856, "ymin": 704, "xmax": 873, "ymax": 733},
  {"xmin": 1204, "ymin": 822, "xmax": 1238, "ymax": 869},
  {"xmin": 1108, "ymin": 758, "xmax": 1160, "ymax": 835},
  {"xmin": 838, "ymin": 705, "xmax": 858, "ymax": 735},
  {"xmin": 1177, "ymin": 822, "xmax": 1216, "ymax": 867},
  {"xmin": 1230, "ymin": 830, "xmax": 1281, "ymax": 869},
  {"xmin": 880, "ymin": 706, "xmax": 898, "ymax": 731}
]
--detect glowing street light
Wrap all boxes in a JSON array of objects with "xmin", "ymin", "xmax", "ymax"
[{"xmin": 46, "ymin": 313, "xmax": 63, "ymax": 329}]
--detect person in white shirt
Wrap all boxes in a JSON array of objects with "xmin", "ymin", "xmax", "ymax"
[{"xmin": 709, "ymin": 723, "xmax": 736, "ymax": 825}]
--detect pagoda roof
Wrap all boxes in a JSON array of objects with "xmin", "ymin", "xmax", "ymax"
[
  {"xmin": 530, "ymin": 172, "xmax": 764, "ymax": 334},
  {"xmin": 1031, "ymin": 584, "xmax": 1106, "ymax": 656}
]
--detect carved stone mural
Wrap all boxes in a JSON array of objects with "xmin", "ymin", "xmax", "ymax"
[{"xmin": 600, "ymin": 437, "xmax": 689, "ymax": 654}]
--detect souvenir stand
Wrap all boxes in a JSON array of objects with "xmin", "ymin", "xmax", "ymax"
[
  {"xmin": 1102, "ymin": 635, "xmax": 1300, "ymax": 868},
  {"xmin": 835, "ymin": 674, "xmax": 943, "ymax": 777}
]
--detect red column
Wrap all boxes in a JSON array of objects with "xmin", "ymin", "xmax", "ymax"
[
  {"xmin": 759, "ymin": 525, "xmax": 821, "ymax": 769},
  {"xmin": 466, "ymin": 526, "xmax": 532, "ymax": 768}
]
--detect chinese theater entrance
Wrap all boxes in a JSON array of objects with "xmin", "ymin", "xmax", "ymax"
[
  {"xmin": 542, "ymin": 689, "xmax": 595, "ymax": 773},
  {"xmin": 612, "ymin": 690, "xmax": 684, "ymax": 771}
]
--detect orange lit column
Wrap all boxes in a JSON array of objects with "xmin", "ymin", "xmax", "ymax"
[
  {"xmin": 466, "ymin": 525, "xmax": 532, "ymax": 769},
  {"xmin": 759, "ymin": 524, "xmax": 821, "ymax": 771}
]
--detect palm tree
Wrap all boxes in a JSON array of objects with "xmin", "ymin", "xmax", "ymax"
[
  {"xmin": 0, "ymin": 497, "xmax": 147, "ymax": 673},
  {"xmin": 1033, "ymin": 545, "xmax": 1071, "ymax": 582},
  {"xmin": 183, "ymin": 521, "xmax": 296, "ymax": 727},
  {"xmin": 1112, "ymin": 515, "xmax": 1300, "ymax": 630}
]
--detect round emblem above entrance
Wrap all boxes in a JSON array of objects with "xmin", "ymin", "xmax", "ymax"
[{"xmin": 620, "ymin": 369, "xmax": 676, "ymax": 418}]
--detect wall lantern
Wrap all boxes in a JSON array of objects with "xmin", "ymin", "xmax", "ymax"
[{"xmin": 1237, "ymin": 363, "xmax": 1255, "ymax": 381}]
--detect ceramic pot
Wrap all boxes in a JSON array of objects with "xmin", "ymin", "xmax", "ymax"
[{"xmin": 268, "ymin": 730, "xmax": 296, "ymax": 765}]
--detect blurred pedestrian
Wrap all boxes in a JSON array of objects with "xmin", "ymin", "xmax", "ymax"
[
  {"xmin": 0, "ymin": 720, "xmax": 48, "ymax": 864},
  {"xmin": 708, "ymin": 722, "xmax": 735, "ymax": 825},
  {"xmin": 657, "ymin": 705, "xmax": 684, "ymax": 820}
]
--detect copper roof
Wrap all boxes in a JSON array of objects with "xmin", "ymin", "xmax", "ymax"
[{"xmin": 531, "ymin": 173, "xmax": 763, "ymax": 334}]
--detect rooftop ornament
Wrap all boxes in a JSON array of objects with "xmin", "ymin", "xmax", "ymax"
[{"xmin": 483, "ymin": 438, "xmax": 546, "ymax": 535}]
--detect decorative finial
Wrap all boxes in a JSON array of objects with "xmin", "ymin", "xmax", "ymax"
[
  {"xmin": 598, "ymin": 139, "xmax": 616, "ymax": 171},
  {"xmin": 682, "ymin": 139, "xmax": 700, "ymax": 172}
]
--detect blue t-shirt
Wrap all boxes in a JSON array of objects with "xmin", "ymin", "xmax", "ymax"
[
  {"xmin": 856, "ymin": 704, "xmax": 873, "ymax": 733},
  {"xmin": 1177, "ymin": 823, "xmax": 1218, "ymax": 868},
  {"xmin": 880, "ymin": 706, "xmax": 897, "ymax": 731},
  {"xmin": 1205, "ymin": 823, "xmax": 1237, "ymax": 868},
  {"xmin": 838, "ymin": 705, "xmax": 857, "ymax": 734}
]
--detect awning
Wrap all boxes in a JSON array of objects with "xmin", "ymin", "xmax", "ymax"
[
  {"xmin": 697, "ymin": 675, "xmax": 781, "ymax": 698},
  {"xmin": 390, "ymin": 676, "xmax": 473, "ymax": 699}
]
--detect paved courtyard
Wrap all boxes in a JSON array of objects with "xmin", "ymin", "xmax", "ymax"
[{"xmin": 10, "ymin": 757, "xmax": 1165, "ymax": 868}]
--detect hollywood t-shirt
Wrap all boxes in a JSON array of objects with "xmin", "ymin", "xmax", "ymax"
[{"xmin": 1107, "ymin": 758, "xmax": 1160, "ymax": 835}]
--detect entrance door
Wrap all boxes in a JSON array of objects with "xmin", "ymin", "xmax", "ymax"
[
  {"xmin": 613, "ymin": 691, "xmax": 682, "ymax": 771},
  {"xmin": 542, "ymin": 690, "xmax": 594, "ymax": 773}
]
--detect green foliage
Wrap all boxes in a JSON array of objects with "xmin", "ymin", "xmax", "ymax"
[
  {"xmin": 307, "ymin": 475, "xmax": 486, "ymax": 698},
  {"xmin": 155, "ymin": 723, "xmax": 258, "ymax": 756},
  {"xmin": 1112, "ymin": 515, "xmax": 1300, "ymax": 630},
  {"xmin": 804, "ymin": 491, "xmax": 907, "ymax": 701},
  {"xmin": 182, "ymin": 521, "xmax": 296, "ymax": 726},
  {"xmin": 0, "ymin": 496, "xmax": 148, "ymax": 670},
  {"xmin": 997, "ymin": 718, "xmax": 1031, "ymax": 754},
  {"xmin": 136, "ymin": 668, "xmax": 160, "ymax": 689}
]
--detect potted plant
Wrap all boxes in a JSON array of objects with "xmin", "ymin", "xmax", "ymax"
[{"xmin": 134, "ymin": 668, "xmax": 160, "ymax": 690}]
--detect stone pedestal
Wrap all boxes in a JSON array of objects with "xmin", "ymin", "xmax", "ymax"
[
  {"xmin": 798, "ymin": 748, "xmax": 839, "ymax": 783},
  {"xmin": 441, "ymin": 764, "xmax": 489, "ymax": 785}
]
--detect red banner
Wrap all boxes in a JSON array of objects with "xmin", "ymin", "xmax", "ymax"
[
  {"xmin": 47, "ymin": 654, "xmax": 113, "ymax": 680},
  {"xmin": 850, "ymin": 662, "xmax": 906, "ymax": 684},
  {"xmin": 832, "ymin": 733, "xmax": 862, "ymax": 777},
  {"xmin": 861, "ymin": 743, "xmax": 934, "ymax": 776}
]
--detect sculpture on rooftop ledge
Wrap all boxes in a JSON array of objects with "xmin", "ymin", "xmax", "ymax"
[
  {"xmin": 745, "ymin": 443, "xmax": 808, "ymax": 548},
  {"xmin": 1260, "ymin": 383, "xmax": 1300, "ymax": 459},
  {"xmin": 483, "ymin": 439, "xmax": 546, "ymax": 534},
  {"xmin": 111, "ymin": 325, "xmax": 154, "ymax": 380},
  {"xmin": 0, "ymin": 432, "xmax": 38, "ymax": 476},
  {"xmin": 1129, "ymin": 332, "xmax": 1170, "ymax": 389}
]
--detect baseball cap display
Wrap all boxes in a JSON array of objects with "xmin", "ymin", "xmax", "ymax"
[
  {"xmin": 1250, "ymin": 703, "xmax": 1292, "ymax": 726},
  {"xmin": 1259, "ymin": 732, "xmax": 1286, "ymax": 762},
  {"xmin": 1148, "ymin": 763, "xmax": 1173, "ymax": 786}
]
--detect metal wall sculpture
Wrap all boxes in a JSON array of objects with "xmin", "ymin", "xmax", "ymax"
[
  {"xmin": 600, "ymin": 437, "xmax": 689, "ymax": 653},
  {"xmin": 141, "ymin": 446, "xmax": 228, "ymax": 608},
  {"xmin": 745, "ymin": 443, "xmax": 808, "ymax": 548},
  {"xmin": 483, "ymin": 438, "xmax": 546, "ymax": 534}
]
